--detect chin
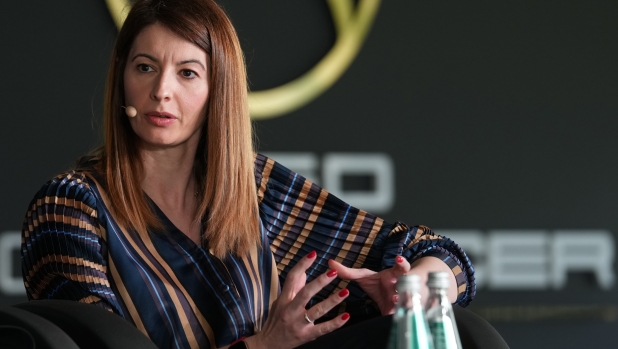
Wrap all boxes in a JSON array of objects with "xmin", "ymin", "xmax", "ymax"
[
  {"xmin": 135, "ymin": 130, "xmax": 176, "ymax": 145},
  {"xmin": 134, "ymin": 129, "xmax": 198, "ymax": 150}
]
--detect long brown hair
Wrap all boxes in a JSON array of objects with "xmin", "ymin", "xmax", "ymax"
[{"xmin": 98, "ymin": 0, "xmax": 259, "ymax": 258}]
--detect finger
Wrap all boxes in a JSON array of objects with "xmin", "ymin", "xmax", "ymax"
[
  {"xmin": 281, "ymin": 251, "xmax": 317, "ymax": 298},
  {"xmin": 310, "ymin": 312, "xmax": 350, "ymax": 338},
  {"xmin": 290, "ymin": 268, "xmax": 339, "ymax": 309},
  {"xmin": 328, "ymin": 259, "xmax": 375, "ymax": 280},
  {"xmin": 392, "ymin": 256, "xmax": 411, "ymax": 275},
  {"xmin": 306, "ymin": 288, "xmax": 350, "ymax": 322},
  {"xmin": 382, "ymin": 257, "xmax": 410, "ymax": 294}
]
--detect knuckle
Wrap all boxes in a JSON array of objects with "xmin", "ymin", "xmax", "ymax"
[
  {"xmin": 280, "ymin": 309, "xmax": 294, "ymax": 323},
  {"xmin": 312, "ymin": 304, "xmax": 324, "ymax": 318},
  {"xmin": 287, "ymin": 272, "xmax": 300, "ymax": 283},
  {"xmin": 330, "ymin": 292, "xmax": 344, "ymax": 304},
  {"xmin": 292, "ymin": 330, "xmax": 304, "ymax": 342},
  {"xmin": 319, "ymin": 323, "xmax": 334, "ymax": 335},
  {"xmin": 297, "ymin": 288, "xmax": 310, "ymax": 300},
  {"xmin": 323, "ymin": 296, "xmax": 340, "ymax": 311},
  {"xmin": 292, "ymin": 259, "xmax": 309, "ymax": 272}
]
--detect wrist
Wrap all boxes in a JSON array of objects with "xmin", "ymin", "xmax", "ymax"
[
  {"xmin": 229, "ymin": 339, "xmax": 248, "ymax": 349},
  {"xmin": 242, "ymin": 333, "xmax": 265, "ymax": 349}
]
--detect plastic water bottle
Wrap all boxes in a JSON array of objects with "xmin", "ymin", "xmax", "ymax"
[
  {"xmin": 425, "ymin": 272, "xmax": 462, "ymax": 349},
  {"xmin": 387, "ymin": 275, "xmax": 434, "ymax": 349}
]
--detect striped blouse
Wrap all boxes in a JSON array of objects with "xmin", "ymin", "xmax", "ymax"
[{"xmin": 21, "ymin": 153, "xmax": 475, "ymax": 349}]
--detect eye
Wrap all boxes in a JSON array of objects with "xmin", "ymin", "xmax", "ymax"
[
  {"xmin": 137, "ymin": 64, "xmax": 154, "ymax": 73},
  {"xmin": 180, "ymin": 69, "xmax": 198, "ymax": 79}
]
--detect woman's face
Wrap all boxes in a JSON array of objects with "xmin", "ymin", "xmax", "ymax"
[{"xmin": 123, "ymin": 22, "xmax": 210, "ymax": 149}]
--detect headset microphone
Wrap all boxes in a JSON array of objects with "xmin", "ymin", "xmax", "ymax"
[{"xmin": 122, "ymin": 106, "xmax": 137, "ymax": 117}]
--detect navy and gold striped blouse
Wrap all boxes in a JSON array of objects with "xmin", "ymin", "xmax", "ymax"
[{"xmin": 22, "ymin": 154, "xmax": 475, "ymax": 349}]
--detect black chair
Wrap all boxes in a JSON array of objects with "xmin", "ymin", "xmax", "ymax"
[
  {"xmin": 2, "ymin": 300, "xmax": 507, "ymax": 349},
  {"xmin": 454, "ymin": 306, "xmax": 510, "ymax": 349},
  {"xmin": 8, "ymin": 300, "xmax": 158, "ymax": 349},
  {"xmin": 0, "ymin": 305, "xmax": 79, "ymax": 349}
]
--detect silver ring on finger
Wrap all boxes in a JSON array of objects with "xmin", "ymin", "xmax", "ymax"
[{"xmin": 304, "ymin": 312, "xmax": 314, "ymax": 324}]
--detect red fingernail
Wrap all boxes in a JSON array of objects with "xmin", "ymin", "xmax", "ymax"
[
  {"xmin": 341, "ymin": 313, "xmax": 350, "ymax": 321},
  {"xmin": 307, "ymin": 251, "xmax": 316, "ymax": 259},
  {"xmin": 396, "ymin": 256, "xmax": 404, "ymax": 263},
  {"xmin": 338, "ymin": 288, "xmax": 349, "ymax": 297},
  {"xmin": 327, "ymin": 269, "xmax": 337, "ymax": 277}
]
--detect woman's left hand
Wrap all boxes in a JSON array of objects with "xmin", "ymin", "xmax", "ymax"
[{"xmin": 328, "ymin": 256, "xmax": 410, "ymax": 315}]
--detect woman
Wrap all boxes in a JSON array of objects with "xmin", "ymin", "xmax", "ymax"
[{"xmin": 21, "ymin": 0, "xmax": 475, "ymax": 348}]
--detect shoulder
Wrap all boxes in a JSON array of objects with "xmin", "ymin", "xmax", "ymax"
[
  {"xmin": 34, "ymin": 153, "xmax": 105, "ymax": 203},
  {"xmin": 254, "ymin": 153, "xmax": 328, "ymax": 208},
  {"xmin": 39, "ymin": 171, "xmax": 94, "ymax": 195},
  {"xmin": 29, "ymin": 171, "xmax": 99, "ymax": 216},
  {"xmin": 254, "ymin": 153, "xmax": 270, "ymax": 182},
  {"xmin": 253, "ymin": 153, "xmax": 301, "ymax": 184},
  {"xmin": 254, "ymin": 153, "xmax": 295, "ymax": 203},
  {"xmin": 23, "ymin": 170, "xmax": 107, "ymax": 244},
  {"xmin": 254, "ymin": 152, "xmax": 303, "ymax": 188}
]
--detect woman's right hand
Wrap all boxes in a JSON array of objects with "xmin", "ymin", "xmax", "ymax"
[{"xmin": 244, "ymin": 251, "xmax": 351, "ymax": 349}]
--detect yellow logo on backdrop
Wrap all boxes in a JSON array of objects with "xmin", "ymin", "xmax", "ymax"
[{"xmin": 105, "ymin": 0, "xmax": 381, "ymax": 119}]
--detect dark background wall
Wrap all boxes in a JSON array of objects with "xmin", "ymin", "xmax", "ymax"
[{"xmin": 1, "ymin": 1, "xmax": 617, "ymax": 348}]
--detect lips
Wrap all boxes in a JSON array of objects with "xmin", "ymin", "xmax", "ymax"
[
  {"xmin": 146, "ymin": 111, "xmax": 177, "ymax": 119},
  {"xmin": 145, "ymin": 111, "xmax": 178, "ymax": 127}
]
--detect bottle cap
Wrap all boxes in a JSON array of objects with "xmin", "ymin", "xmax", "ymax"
[
  {"xmin": 427, "ymin": 271, "xmax": 450, "ymax": 289},
  {"xmin": 396, "ymin": 274, "xmax": 421, "ymax": 293}
]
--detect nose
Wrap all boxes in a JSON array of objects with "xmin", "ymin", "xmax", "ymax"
[{"xmin": 150, "ymin": 70, "xmax": 173, "ymax": 101}]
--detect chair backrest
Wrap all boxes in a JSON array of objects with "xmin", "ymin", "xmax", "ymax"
[
  {"xmin": 5, "ymin": 300, "xmax": 506, "ymax": 349},
  {"xmin": 0, "ymin": 306, "xmax": 80, "ymax": 349},
  {"xmin": 12, "ymin": 300, "xmax": 159, "ymax": 349},
  {"xmin": 454, "ymin": 306, "xmax": 510, "ymax": 349}
]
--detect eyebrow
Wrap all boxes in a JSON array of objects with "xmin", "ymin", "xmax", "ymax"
[
  {"xmin": 178, "ymin": 59, "xmax": 206, "ymax": 70},
  {"xmin": 131, "ymin": 53, "xmax": 206, "ymax": 70}
]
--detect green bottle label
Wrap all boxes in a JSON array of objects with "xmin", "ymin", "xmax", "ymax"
[
  {"xmin": 429, "ymin": 319, "xmax": 457, "ymax": 349},
  {"xmin": 411, "ymin": 311, "xmax": 433, "ymax": 349},
  {"xmin": 387, "ymin": 310, "xmax": 433, "ymax": 349}
]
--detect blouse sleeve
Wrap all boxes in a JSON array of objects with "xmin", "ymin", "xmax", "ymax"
[
  {"xmin": 255, "ymin": 154, "xmax": 476, "ymax": 316},
  {"xmin": 21, "ymin": 171, "xmax": 118, "ymax": 312}
]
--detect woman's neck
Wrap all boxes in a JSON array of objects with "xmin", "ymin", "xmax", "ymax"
[
  {"xmin": 137, "ymin": 140, "xmax": 205, "ymax": 244},
  {"xmin": 139, "ymin": 142, "xmax": 199, "ymax": 215}
]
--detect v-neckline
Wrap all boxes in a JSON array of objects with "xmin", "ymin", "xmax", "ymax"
[{"xmin": 144, "ymin": 194, "xmax": 206, "ymax": 254}]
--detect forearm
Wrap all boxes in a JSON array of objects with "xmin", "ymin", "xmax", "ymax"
[{"xmin": 408, "ymin": 256, "xmax": 458, "ymax": 303}]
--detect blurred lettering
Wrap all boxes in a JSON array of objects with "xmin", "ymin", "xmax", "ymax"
[
  {"xmin": 0, "ymin": 231, "xmax": 24, "ymax": 296},
  {"xmin": 438, "ymin": 230, "xmax": 615, "ymax": 290},
  {"xmin": 551, "ymin": 231, "xmax": 615, "ymax": 290}
]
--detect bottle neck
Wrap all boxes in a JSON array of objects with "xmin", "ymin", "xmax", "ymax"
[
  {"xmin": 429, "ymin": 287, "xmax": 449, "ymax": 297},
  {"xmin": 397, "ymin": 289, "xmax": 423, "ymax": 310}
]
